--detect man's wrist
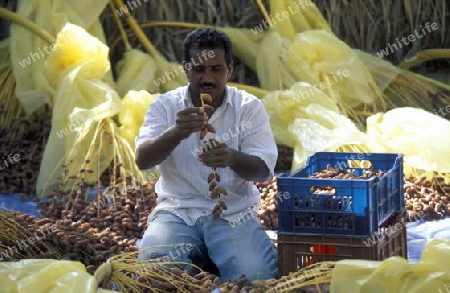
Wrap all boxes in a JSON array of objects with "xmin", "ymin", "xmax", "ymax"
[
  {"xmin": 170, "ymin": 125, "xmax": 189, "ymax": 141},
  {"xmin": 228, "ymin": 148, "xmax": 237, "ymax": 168}
]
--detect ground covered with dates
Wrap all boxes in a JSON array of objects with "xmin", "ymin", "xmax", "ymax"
[{"xmin": 0, "ymin": 113, "xmax": 448, "ymax": 292}]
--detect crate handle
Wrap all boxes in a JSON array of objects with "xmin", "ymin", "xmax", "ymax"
[
  {"xmin": 310, "ymin": 244, "xmax": 337, "ymax": 255},
  {"xmin": 309, "ymin": 186, "xmax": 335, "ymax": 195},
  {"xmin": 345, "ymin": 159, "xmax": 373, "ymax": 169}
]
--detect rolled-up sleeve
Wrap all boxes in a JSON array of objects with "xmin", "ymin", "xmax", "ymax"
[
  {"xmin": 135, "ymin": 97, "xmax": 169, "ymax": 152},
  {"xmin": 239, "ymin": 99, "xmax": 278, "ymax": 182}
]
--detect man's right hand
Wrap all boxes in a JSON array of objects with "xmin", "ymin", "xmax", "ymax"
[
  {"xmin": 136, "ymin": 105, "xmax": 215, "ymax": 170},
  {"xmin": 174, "ymin": 106, "xmax": 214, "ymax": 139}
]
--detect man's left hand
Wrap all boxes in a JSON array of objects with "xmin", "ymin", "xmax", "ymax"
[{"xmin": 198, "ymin": 138, "xmax": 234, "ymax": 168}]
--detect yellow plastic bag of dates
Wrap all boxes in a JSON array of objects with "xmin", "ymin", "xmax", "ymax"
[
  {"xmin": 36, "ymin": 23, "xmax": 122, "ymax": 196},
  {"xmin": 330, "ymin": 239, "xmax": 450, "ymax": 293},
  {"xmin": 9, "ymin": 0, "xmax": 111, "ymax": 115},
  {"xmin": 0, "ymin": 259, "xmax": 116, "ymax": 293}
]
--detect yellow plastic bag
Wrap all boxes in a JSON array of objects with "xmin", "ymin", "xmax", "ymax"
[
  {"xmin": 285, "ymin": 30, "xmax": 375, "ymax": 108},
  {"xmin": 114, "ymin": 49, "xmax": 159, "ymax": 98},
  {"xmin": 261, "ymin": 81, "xmax": 385, "ymax": 171},
  {"xmin": 9, "ymin": 0, "xmax": 111, "ymax": 115},
  {"xmin": 366, "ymin": 107, "xmax": 450, "ymax": 177},
  {"xmin": 261, "ymin": 81, "xmax": 340, "ymax": 147},
  {"xmin": 36, "ymin": 23, "xmax": 122, "ymax": 196},
  {"xmin": 118, "ymin": 90, "xmax": 158, "ymax": 151},
  {"xmin": 354, "ymin": 49, "xmax": 400, "ymax": 93},
  {"xmin": 285, "ymin": 0, "xmax": 312, "ymax": 33},
  {"xmin": 150, "ymin": 53, "xmax": 187, "ymax": 94},
  {"xmin": 0, "ymin": 259, "xmax": 116, "ymax": 293},
  {"xmin": 0, "ymin": 38, "xmax": 9, "ymax": 65},
  {"xmin": 219, "ymin": 27, "xmax": 267, "ymax": 73},
  {"xmin": 255, "ymin": 27, "xmax": 380, "ymax": 132},
  {"xmin": 118, "ymin": 90, "xmax": 160, "ymax": 182},
  {"xmin": 268, "ymin": 0, "xmax": 296, "ymax": 41},
  {"xmin": 256, "ymin": 30, "xmax": 296, "ymax": 91},
  {"xmin": 45, "ymin": 25, "xmax": 110, "ymax": 84},
  {"xmin": 330, "ymin": 239, "xmax": 450, "ymax": 293},
  {"xmin": 289, "ymin": 112, "xmax": 373, "ymax": 171},
  {"xmin": 253, "ymin": 0, "xmax": 300, "ymax": 92}
]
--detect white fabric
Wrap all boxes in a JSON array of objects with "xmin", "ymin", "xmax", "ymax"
[{"xmin": 135, "ymin": 85, "xmax": 277, "ymax": 225}]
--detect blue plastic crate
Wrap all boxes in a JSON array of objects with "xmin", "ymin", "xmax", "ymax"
[{"xmin": 276, "ymin": 152, "xmax": 404, "ymax": 237}]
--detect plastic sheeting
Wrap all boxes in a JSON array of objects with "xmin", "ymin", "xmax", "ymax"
[
  {"xmin": 0, "ymin": 191, "xmax": 99, "ymax": 217},
  {"xmin": 407, "ymin": 218, "xmax": 450, "ymax": 263},
  {"xmin": 0, "ymin": 194, "xmax": 39, "ymax": 216}
]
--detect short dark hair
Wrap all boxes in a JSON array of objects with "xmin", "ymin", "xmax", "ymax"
[{"xmin": 182, "ymin": 28, "xmax": 233, "ymax": 65}]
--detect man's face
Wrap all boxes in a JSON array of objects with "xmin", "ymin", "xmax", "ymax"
[{"xmin": 183, "ymin": 48, "xmax": 233, "ymax": 105}]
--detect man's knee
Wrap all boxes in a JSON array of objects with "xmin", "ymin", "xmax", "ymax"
[{"xmin": 138, "ymin": 242, "xmax": 193, "ymax": 261}]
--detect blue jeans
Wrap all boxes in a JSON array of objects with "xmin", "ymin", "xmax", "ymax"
[{"xmin": 138, "ymin": 210, "xmax": 278, "ymax": 281}]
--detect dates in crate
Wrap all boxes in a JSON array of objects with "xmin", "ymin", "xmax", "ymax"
[{"xmin": 309, "ymin": 164, "xmax": 384, "ymax": 179}]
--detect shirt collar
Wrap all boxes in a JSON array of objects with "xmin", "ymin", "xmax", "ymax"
[{"xmin": 182, "ymin": 84, "xmax": 234, "ymax": 108}]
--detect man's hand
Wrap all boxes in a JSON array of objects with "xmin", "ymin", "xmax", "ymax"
[
  {"xmin": 136, "ymin": 105, "xmax": 215, "ymax": 170},
  {"xmin": 198, "ymin": 138, "xmax": 233, "ymax": 168},
  {"xmin": 197, "ymin": 138, "xmax": 270, "ymax": 182},
  {"xmin": 174, "ymin": 106, "xmax": 215, "ymax": 139}
]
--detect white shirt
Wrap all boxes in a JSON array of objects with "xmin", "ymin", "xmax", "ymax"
[{"xmin": 135, "ymin": 85, "xmax": 278, "ymax": 225}]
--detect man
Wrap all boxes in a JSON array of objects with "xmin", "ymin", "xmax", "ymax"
[{"xmin": 135, "ymin": 28, "xmax": 278, "ymax": 281}]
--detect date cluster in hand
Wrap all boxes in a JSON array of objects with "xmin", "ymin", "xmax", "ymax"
[
  {"xmin": 200, "ymin": 138, "xmax": 228, "ymax": 219},
  {"xmin": 207, "ymin": 167, "xmax": 228, "ymax": 219},
  {"xmin": 199, "ymin": 93, "xmax": 228, "ymax": 219},
  {"xmin": 199, "ymin": 93, "xmax": 215, "ymax": 140}
]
